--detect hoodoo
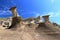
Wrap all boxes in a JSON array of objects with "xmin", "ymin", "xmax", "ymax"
[
  {"xmin": 42, "ymin": 15, "xmax": 50, "ymax": 22},
  {"xmin": 8, "ymin": 6, "xmax": 22, "ymax": 29},
  {"xmin": 9, "ymin": 6, "xmax": 18, "ymax": 17}
]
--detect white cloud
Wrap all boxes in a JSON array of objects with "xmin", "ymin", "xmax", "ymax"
[
  {"xmin": 0, "ymin": 10, "xmax": 11, "ymax": 15},
  {"xmin": 21, "ymin": 11, "xmax": 40, "ymax": 18},
  {"xmin": 42, "ymin": 12, "xmax": 60, "ymax": 18},
  {"xmin": 35, "ymin": 13, "xmax": 40, "ymax": 17},
  {"xmin": 11, "ymin": 1, "xmax": 16, "ymax": 5},
  {"xmin": 51, "ymin": 0, "xmax": 55, "ymax": 3},
  {"xmin": 47, "ymin": 12, "xmax": 60, "ymax": 18},
  {"xmin": 32, "ymin": 12, "xmax": 40, "ymax": 17},
  {"xmin": 47, "ymin": 12, "xmax": 55, "ymax": 17},
  {"xmin": 2, "ymin": 5, "xmax": 9, "ymax": 10}
]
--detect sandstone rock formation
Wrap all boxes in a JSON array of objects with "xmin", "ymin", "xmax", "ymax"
[
  {"xmin": 42, "ymin": 15, "xmax": 50, "ymax": 22},
  {"xmin": 0, "ymin": 6, "xmax": 60, "ymax": 34}
]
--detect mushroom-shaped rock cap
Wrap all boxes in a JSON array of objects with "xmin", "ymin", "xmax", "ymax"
[
  {"xmin": 42, "ymin": 15, "xmax": 50, "ymax": 18},
  {"xmin": 9, "ymin": 6, "xmax": 16, "ymax": 11}
]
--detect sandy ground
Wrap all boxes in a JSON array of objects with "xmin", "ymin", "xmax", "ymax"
[{"xmin": 0, "ymin": 26, "xmax": 60, "ymax": 40}]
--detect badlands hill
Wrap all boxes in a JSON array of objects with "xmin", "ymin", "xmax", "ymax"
[{"xmin": 0, "ymin": 6, "xmax": 60, "ymax": 40}]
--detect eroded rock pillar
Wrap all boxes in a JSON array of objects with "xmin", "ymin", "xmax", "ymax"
[
  {"xmin": 9, "ymin": 6, "xmax": 22, "ymax": 29},
  {"xmin": 35, "ymin": 16, "xmax": 40, "ymax": 23},
  {"xmin": 42, "ymin": 15, "xmax": 50, "ymax": 22},
  {"xmin": 9, "ymin": 6, "xmax": 18, "ymax": 17}
]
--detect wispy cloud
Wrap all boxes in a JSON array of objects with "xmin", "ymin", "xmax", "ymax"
[
  {"xmin": 0, "ymin": 10, "xmax": 11, "ymax": 15},
  {"xmin": 51, "ymin": 0, "xmax": 55, "ymax": 3},
  {"xmin": 32, "ymin": 12, "xmax": 40, "ymax": 17},
  {"xmin": 47, "ymin": 12, "xmax": 60, "ymax": 18},
  {"xmin": 41, "ymin": 12, "xmax": 60, "ymax": 18},
  {"xmin": 10, "ymin": 1, "xmax": 16, "ymax": 5}
]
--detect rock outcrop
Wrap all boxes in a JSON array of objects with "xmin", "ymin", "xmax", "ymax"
[{"xmin": 0, "ymin": 6, "xmax": 60, "ymax": 34}]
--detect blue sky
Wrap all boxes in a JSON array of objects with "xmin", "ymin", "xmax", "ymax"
[{"xmin": 0, "ymin": 0, "xmax": 60, "ymax": 24}]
